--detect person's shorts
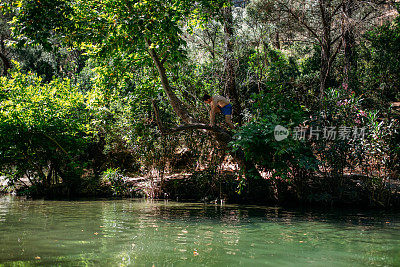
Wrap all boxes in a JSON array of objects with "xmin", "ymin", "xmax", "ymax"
[{"xmin": 219, "ymin": 104, "xmax": 232, "ymax": 115}]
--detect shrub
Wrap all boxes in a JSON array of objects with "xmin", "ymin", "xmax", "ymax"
[
  {"xmin": 310, "ymin": 86, "xmax": 399, "ymax": 205},
  {"xmin": 0, "ymin": 70, "xmax": 91, "ymax": 195},
  {"xmin": 231, "ymin": 86, "xmax": 317, "ymax": 180},
  {"xmin": 101, "ymin": 168, "xmax": 129, "ymax": 197},
  {"xmin": 359, "ymin": 10, "xmax": 400, "ymax": 107}
]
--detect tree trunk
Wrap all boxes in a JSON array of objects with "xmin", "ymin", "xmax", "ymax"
[
  {"xmin": 222, "ymin": 6, "xmax": 242, "ymax": 125},
  {"xmin": 320, "ymin": 45, "xmax": 330, "ymax": 99},
  {"xmin": 342, "ymin": 0, "xmax": 357, "ymax": 91},
  {"xmin": 274, "ymin": 31, "xmax": 281, "ymax": 50},
  {"xmin": 46, "ymin": 162, "xmax": 53, "ymax": 187},
  {"xmin": 0, "ymin": 52, "xmax": 10, "ymax": 76},
  {"xmin": 319, "ymin": 0, "xmax": 332, "ymax": 99},
  {"xmin": 0, "ymin": 37, "xmax": 10, "ymax": 76}
]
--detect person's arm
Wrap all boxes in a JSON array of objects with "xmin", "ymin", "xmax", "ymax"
[
  {"xmin": 210, "ymin": 101, "xmax": 216, "ymax": 126},
  {"xmin": 210, "ymin": 109, "xmax": 215, "ymax": 126}
]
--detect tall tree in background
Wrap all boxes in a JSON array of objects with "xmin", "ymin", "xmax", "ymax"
[
  {"xmin": 340, "ymin": 0, "xmax": 395, "ymax": 91},
  {"xmin": 248, "ymin": 0, "xmax": 395, "ymax": 98},
  {"xmin": 0, "ymin": 1, "xmax": 12, "ymax": 76},
  {"xmin": 342, "ymin": 0, "xmax": 356, "ymax": 90},
  {"xmin": 222, "ymin": 4, "xmax": 242, "ymax": 125}
]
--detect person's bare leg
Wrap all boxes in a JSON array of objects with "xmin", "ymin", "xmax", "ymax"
[{"xmin": 225, "ymin": 115, "xmax": 235, "ymax": 129}]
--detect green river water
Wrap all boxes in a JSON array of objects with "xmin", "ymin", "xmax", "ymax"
[{"xmin": 0, "ymin": 196, "xmax": 399, "ymax": 266}]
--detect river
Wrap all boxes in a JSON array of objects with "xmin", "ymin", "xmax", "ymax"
[{"xmin": 0, "ymin": 196, "xmax": 399, "ymax": 266}]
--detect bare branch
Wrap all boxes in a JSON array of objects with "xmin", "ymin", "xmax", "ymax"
[
  {"xmin": 330, "ymin": 38, "xmax": 343, "ymax": 65},
  {"xmin": 160, "ymin": 52, "xmax": 169, "ymax": 65},
  {"xmin": 278, "ymin": 1, "xmax": 322, "ymax": 44},
  {"xmin": 332, "ymin": 2, "xmax": 344, "ymax": 18},
  {"xmin": 331, "ymin": 34, "xmax": 342, "ymax": 45}
]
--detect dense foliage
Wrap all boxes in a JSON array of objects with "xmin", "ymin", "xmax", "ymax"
[
  {"xmin": 0, "ymin": 1, "xmax": 399, "ymax": 206},
  {"xmin": 0, "ymin": 70, "xmax": 90, "ymax": 195}
]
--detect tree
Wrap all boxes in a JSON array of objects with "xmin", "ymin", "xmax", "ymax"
[
  {"xmin": 342, "ymin": 0, "xmax": 356, "ymax": 88},
  {"xmin": 222, "ymin": 5, "xmax": 243, "ymax": 124},
  {"xmin": 11, "ymin": 0, "xmax": 263, "ymax": 181},
  {"xmin": 0, "ymin": 71, "xmax": 90, "ymax": 195},
  {"xmin": 360, "ymin": 6, "xmax": 400, "ymax": 105},
  {"xmin": 0, "ymin": 0, "xmax": 13, "ymax": 76}
]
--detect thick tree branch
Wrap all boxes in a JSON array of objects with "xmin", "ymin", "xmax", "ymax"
[
  {"xmin": 145, "ymin": 37, "xmax": 194, "ymax": 124},
  {"xmin": 152, "ymin": 99, "xmax": 232, "ymax": 142}
]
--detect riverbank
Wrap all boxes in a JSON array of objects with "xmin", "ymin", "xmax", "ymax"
[{"xmin": 2, "ymin": 172, "xmax": 400, "ymax": 208}]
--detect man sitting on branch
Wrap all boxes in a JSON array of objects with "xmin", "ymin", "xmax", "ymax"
[{"xmin": 202, "ymin": 94, "xmax": 235, "ymax": 129}]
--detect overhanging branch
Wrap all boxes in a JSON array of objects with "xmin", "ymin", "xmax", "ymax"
[{"xmin": 152, "ymin": 100, "xmax": 232, "ymax": 142}]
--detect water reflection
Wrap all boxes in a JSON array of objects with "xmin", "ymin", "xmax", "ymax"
[{"xmin": 0, "ymin": 196, "xmax": 399, "ymax": 266}]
